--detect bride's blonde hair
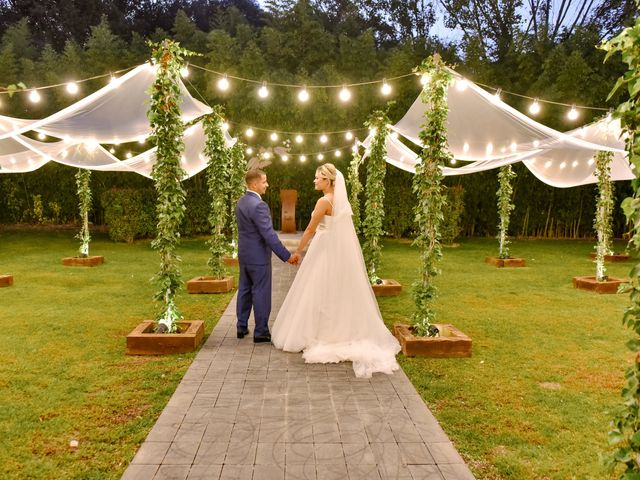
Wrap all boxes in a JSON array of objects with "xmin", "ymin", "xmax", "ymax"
[{"xmin": 317, "ymin": 163, "xmax": 337, "ymax": 187}]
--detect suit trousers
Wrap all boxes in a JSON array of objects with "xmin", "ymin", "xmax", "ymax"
[{"xmin": 236, "ymin": 262, "xmax": 272, "ymax": 337}]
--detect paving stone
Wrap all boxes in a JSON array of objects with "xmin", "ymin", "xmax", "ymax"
[
  {"xmin": 342, "ymin": 443, "xmax": 376, "ymax": 464},
  {"xmin": 255, "ymin": 442, "xmax": 285, "ymax": 466},
  {"xmin": 121, "ymin": 464, "xmax": 158, "ymax": 480},
  {"xmin": 285, "ymin": 443, "xmax": 315, "ymax": 464},
  {"xmin": 314, "ymin": 443, "xmax": 344, "ymax": 464},
  {"xmin": 225, "ymin": 442, "xmax": 257, "ymax": 465},
  {"xmin": 131, "ymin": 442, "xmax": 171, "ymax": 465},
  {"xmin": 186, "ymin": 465, "xmax": 222, "ymax": 479},
  {"xmin": 252, "ymin": 464, "xmax": 285, "ymax": 479},
  {"xmin": 427, "ymin": 443, "xmax": 465, "ymax": 464},
  {"xmin": 438, "ymin": 463, "xmax": 475, "ymax": 480},
  {"xmin": 174, "ymin": 423, "xmax": 207, "ymax": 443},
  {"xmin": 163, "ymin": 441, "xmax": 199, "ymax": 465},
  {"xmin": 193, "ymin": 442, "xmax": 227, "ymax": 465},
  {"xmin": 284, "ymin": 464, "xmax": 317, "ymax": 480},
  {"xmin": 407, "ymin": 465, "xmax": 445, "ymax": 479},
  {"xmin": 315, "ymin": 463, "xmax": 348, "ymax": 480},
  {"xmin": 154, "ymin": 465, "xmax": 190, "ymax": 480},
  {"xmin": 219, "ymin": 465, "xmax": 253, "ymax": 480},
  {"xmin": 399, "ymin": 442, "xmax": 435, "ymax": 465}
]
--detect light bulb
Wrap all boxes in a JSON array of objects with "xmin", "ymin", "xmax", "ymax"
[
  {"xmin": 485, "ymin": 143, "xmax": 493, "ymax": 155},
  {"xmin": 345, "ymin": 131, "xmax": 353, "ymax": 141},
  {"xmin": 544, "ymin": 161, "xmax": 552, "ymax": 168},
  {"xmin": 109, "ymin": 148, "xmax": 115, "ymax": 154},
  {"xmin": 491, "ymin": 89, "xmax": 502, "ymax": 104},
  {"xmin": 28, "ymin": 90, "xmax": 41, "ymax": 103},
  {"xmin": 300, "ymin": 155, "xmax": 307, "ymax": 162},
  {"xmin": 381, "ymin": 81, "xmax": 392, "ymax": 96},
  {"xmin": 420, "ymin": 74, "xmax": 430, "ymax": 86},
  {"xmin": 559, "ymin": 161, "xmax": 566, "ymax": 169},
  {"xmin": 456, "ymin": 78, "xmax": 468, "ymax": 91},
  {"xmin": 295, "ymin": 134, "xmax": 303, "ymax": 144},
  {"xmin": 572, "ymin": 160, "xmax": 579, "ymax": 168},
  {"xmin": 510, "ymin": 142, "xmax": 517, "ymax": 152},
  {"xmin": 258, "ymin": 82, "xmax": 269, "ymax": 99},
  {"xmin": 339, "ymin": 86, "xmax": 351, "ymax": 102},
  {"xmin": 334, "ymin": 150, "xmax": 341, "ymax": 157},
  {"xmin": 37, "ymin": 132, "xmax": 46, "ymax": 140},
  {"xmin": 217, "ymin": 75, "xmax": 230, "ymax": 91},
  {"xmin": 263, "ymin": 152, "xmax": 271, "ymax": 159},
  {"xmin": 126, "ymin": 152, "xmax": 132, "ymax": 159},
  {"xmin": 109, "ymin": 75, "xmax": 118, "ymax": 86},
  {"xmin": 270, "ymin": 132, "xmax": 278, "ymax": 142},
  {"xmin": 462, "ymin": 143, "xmax": 469, "ymax": 153},
  {"xmin": 221, "ymin": 121, "xmax": 229, "ymax": 131},
  {"xmin": 66, "ymin": 82, "xmax": 79, "ymax": 94},
  {"xmin": 298, "ymin": 87, "xmax": 309, "ymax": 103},
  {"xmin": 567, "ymin": 106, "xmax": 579, "ymax": 121},
  {"xmin": 181, "ymin": 156, "xmax": 187, "ymax": 164},
  {"xmin": 317, "ymin": 153, "xmax": 324, "ymax": 160},
  {"xmin": 246, "ymin": 147, "xmax": 253, "ymax": 155},
  {"xmin": 245, "ymin": 128, "xmax": 254, "ymax": 138},
  {"xmin": 529, "ymin": 99, "xmax": 541, "ymax": 115},
  {"xmin": 281, "ymin": 154, "xmax": 289, "ymax": 162},
  {"xmin": 180, "ymin": 66, "xmax": 189, "ymax": 78},
  {"xmin": 451, "ymin": 159, "xmax": 457, "ymax": 165},
  {"xmin": 138, "ymin": 136, "xmax": 146, "ymax": 144},
  {"xmin": 319, "ymin": 134, "xmax": 328, "ymax": 144}
]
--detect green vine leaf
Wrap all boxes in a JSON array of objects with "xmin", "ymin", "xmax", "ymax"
[
  {"xmin": 497, "ymin": 165, "xmax": 516, "ymax": 259},
  {"xmin": 74, "ymin": 168, "xmax": 92, "ymax": 257}
]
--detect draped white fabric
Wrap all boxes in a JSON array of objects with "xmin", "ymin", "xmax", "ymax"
[
  {"xmin": 368, "ymin": 73, "xmax": 631, "ymax": 188},
  {"xmin": 0, "ymin": 63, "xmax": 239, "ymax": 178}
]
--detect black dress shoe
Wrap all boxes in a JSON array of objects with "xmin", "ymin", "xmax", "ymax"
[
  {"xmin": 253, "ymin": 335, "xmax": 271, "ymax": 344},
  {"xmin": 237, "ymin": 328, "xmax": 249, "ymax": 339}
]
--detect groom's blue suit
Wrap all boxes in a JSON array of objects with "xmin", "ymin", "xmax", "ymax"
[{"xmin": 236, "ymin": 191, "xmax": 291, "ymax": 338}]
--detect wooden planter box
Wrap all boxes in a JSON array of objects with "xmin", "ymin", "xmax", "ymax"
[
  {"xmin": 62, "ymin": 255, "xmax": 104, "ymax": 267},
  {"xmin": 393, "ymin": 323, "xmax": 472, "ymax": 358},
  {"xmin": 0, "ymin": 274, "xmax": 13, "ymax": 287},
  {"xmin": 223, "ymin": 256, "xmax": 239, "ymax": 266},
  {"xmin": 372, "ymin": 279, "xmax": 402, "ymax": 297},
  {"xmin": 572, "ymin": 275, "xmax": 627, "ymax": 294},
  {"xmin": 485, "ymin": 256, "xmax": 526, "ymax": 268},
  {"xmin": 589, "ymin": 252, "xmax": 631, "ymax": 262},
  {"xmin": 186, "ymin": 276, "xmax": 234, "ymax": 294},
  {"xmin": 126, "ymin": 320, "xmax": 205, "ymax": 355}
]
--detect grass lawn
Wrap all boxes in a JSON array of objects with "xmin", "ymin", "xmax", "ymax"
[
  {"xmin": 377, "ymin": 237, "xmax": 632, "ymax": 480},
  {"xmin": 0, "ymin": 228, "xmax": 236, "ymax": 479},
  {"xmin": 0, "ymin": 229, "xmax": 633, "ymax": 479}
]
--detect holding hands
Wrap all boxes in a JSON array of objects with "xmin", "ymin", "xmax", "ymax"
[{"xmin": 288, "ymin": 252, "xmax": 301, "ymax": 266}]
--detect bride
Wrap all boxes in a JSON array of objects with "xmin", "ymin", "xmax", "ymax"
[{"xmin": 272, "ymin": 163, "xmax": 400, "ymax": 378}]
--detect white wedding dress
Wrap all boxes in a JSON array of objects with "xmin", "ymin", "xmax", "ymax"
[{"xmin": 272, "ymin": 170, "xmax": 400, "ymax": 378}]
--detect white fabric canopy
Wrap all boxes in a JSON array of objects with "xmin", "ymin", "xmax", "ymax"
[
  {"xmin": 370, "ymin": 72, "xmax": 631, "ymax": 188},
  {"xmin": 0, "ymin": 63, "xmax": 211, "ymax": 143}
]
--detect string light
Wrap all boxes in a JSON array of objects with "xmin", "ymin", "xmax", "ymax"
[
  {"xmin": 28, "ymin": 90, "xmax": 41, "ymax": 103},
  {"xmin": 66, "ymin": 82, "xmax": 79, "ymax": 94},
  {"xmin": 217, "ymin": 75, "xmax": 230, "ymax": 91},
  {"xmin": 491, "ymin": 88, "xmax": 502, "ymax": 104},
  {"xmin": 544, "ymin": 160, "xmax": 552, "ymax": 168},
  {"xmin": 528, "ymin": 99, "xmax": 541, "ymax": 115},
  {"xmin": 572, "ymin": 160, "xmax": 579, "ymax": 168},
  {"xmin": 300, "ymin": 155, "xmax": 307, "ymax": 162},
  {"xmin": 125, "ymin": 152, "xmax": 132, "ymax": 159},
  {"xmin": 138, "ymin": 136, "xmax": 146, "ymax": 144},
  {"xmin": 462, "ymin": 143, "xmax": 470, "ymax": 153},
  {"xmin": 559, "ymin": 161, "xmax": 566, "ymax": 169},
  {"xmin": 281, "ymin": 154, "xmax": 289, "ymax": 162},
  {"xmin": 567, "ymin": 105, "xmax": 579, "ymax": 121},
  {"xmin": 109, "ymin": 147, "xmax": 115, "ymax": 154},
  {"xmin": 420, "ymin": 73, "xmax": 430, "ymax": 86},
  {"xmin": 381, "ymin": 80, "xmax": 392, "ymax": 96},
  {"xmin": 345, "ymin": 131, "xmax": 353, "ymax": 141},
  {"xmin": 109, "ymin": 75, "xmax": 118, "ymax": 86},
  {"xmin": 298, "ymin": 87, "xmax": 310, "ymax": 103},
  {"xmin": 338, "ymin": 86, "xmax": 351, "ymax": 102},
  {"xmin": 334, "ymin": 150, "xmax": 341, "ymax": 157},
  {"xmin": 221, "ymin": 121, "xmax": 229, "ymax": 131},
  {"xmin": 485, "ymin": 143, "xmax": 493, "ymax": 155},
  {"xmin": 450, "ymin": 159, "xmax": 457, "ymax": 165},
  {"xmin": 456, "ymin": 78, "xmax": 468, "ymax": 91},
  {"xmin": 180, "ymin": 66, "xmax": 190, "ymax": 78},
  {"xmin": 270, "ymin": 132, "xmax": 279, "ymax": 142},
  {"xmin": 263, "ymin": 152, "xmax": 271, "ymax": 159},
  {"xmin": 317, "ymin": 153, "xmax": 324, "ymax": 161},
  {"xmin": 258, "ymin": 81, "xmax": 269, "ymax": 99},
  {"xmin": 245, "ymin": 128, "xmax": 254, "ymax": 138},
  {"xmin": 295, "ymin": 134, "xmax": 304, "ymax": 144},
  {"xmin": 37, "ymin": 132, "xmax": 46, "ymax": 140},
  {"xmin": 319, "ymin": 134, "xmax": 328, "ymax": 144},
  {"xmin": 246, "ymin": 147, "xmax": 253, "ymax": 155},
  {"xmin": 510, "ymin": 142, "xmax": 517, "ymax": 152}
]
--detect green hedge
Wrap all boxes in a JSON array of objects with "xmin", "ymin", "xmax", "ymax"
[
  {"xmin": 101, "ymin": 188, "xmax": 156, "ymax": 242},
  {"xmin": 0, "ymin": 160, "xmax": 632, "ymax": 240}
]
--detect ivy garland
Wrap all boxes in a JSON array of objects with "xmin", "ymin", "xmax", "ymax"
[
  {"xmin": 411, "ymin": 55, "xmax": 453, "ymax": 338},
  {"xmin": 600, "ymin": 6, "xmax": 640, "ymax": 476},
  {"xmin": 497, "ymin": 165, "xmax": 517, "ymax": 259},
  {"xmin": 362, "ymin": 110, "xmax": 390, "ymax": 284},
  {"xmin": 147, "ymin": 39, "xmax": 192, "ymax": 333},
  {"xmin": 348, "ymin": 147, "xmax": 364, "ymax": 235},
  {"xmin": 227, "ymin": 141, "xmax": 247, "ymax": 258},
  {"xmin": 75, "ymin": 168, "xmax": 92, "ymax": 257},
  {"xmin": 203, "ymin": 107, "xmax": 231, "ymax": 279},
  {"xmin": 594, "ymin": 151, "xmax": 615, "ymax": 282}
]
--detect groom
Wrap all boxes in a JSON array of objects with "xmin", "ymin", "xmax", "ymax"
[{"xmin": 236, "ymin": 169, "xmax": 299, "ymax": 343}]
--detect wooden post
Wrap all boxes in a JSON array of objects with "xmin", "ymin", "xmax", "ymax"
[{"xmin": 280, "ymin": 189, "xmax": 298, "ymax": 233}]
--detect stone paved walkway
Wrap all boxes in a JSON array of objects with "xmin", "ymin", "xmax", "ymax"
[{"xmin": 121, "ymin": 243, "xmax": 475, "ymax": 480}]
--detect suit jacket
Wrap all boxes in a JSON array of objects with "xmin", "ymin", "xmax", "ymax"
[{"xmin": 236, "ymin": 191, "xmax": 291, "ymax": 265}]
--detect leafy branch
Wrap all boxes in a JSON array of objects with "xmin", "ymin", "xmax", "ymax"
[
  {"xmin": 362, "ymin": 109, "xmax": 390, "ymax": 284},
  {"xmin": 147, "ymin": 39, "xmax": 193, "ymax": 333},
  {"xmin": 600, "ymin": 4, "xmax": 640, "ymax": 476},
  {"xmin": 75, "ymin": 168, "xmax": 92, "ymax": 257},
  {"xmin": 594, "ymin": 151, "xmax": 615, "ymax": 282},
  {"xmin": 348, "ymin": 147, "xmax": 364, "ymax": 235},
  {"xmin": 203, "ymin": 108, "xmax": 230, "ymax": 279},
  {"xmin": 411, "ymin": 55, "xmax": 453, "ymax": 337},
  {"xmin": 227, "ymin": 141, "xmax": 247, "ymax": 259},
  {"xmin": 497, "ymin": 165, "xmax": 517, "ymax": 259}
]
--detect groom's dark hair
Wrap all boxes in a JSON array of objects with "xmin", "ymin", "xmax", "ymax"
[{"xmin": 245, "ymin": 169, "xmax": 266, "ymax": 185}]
